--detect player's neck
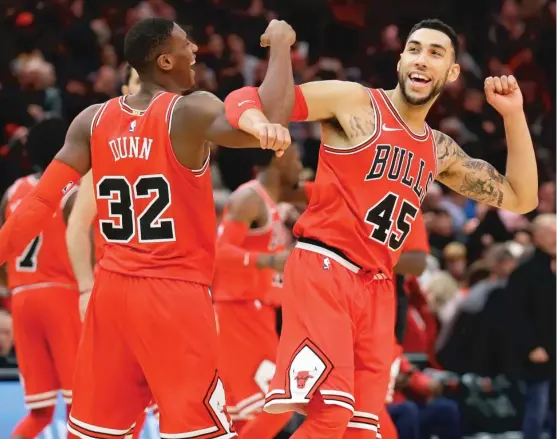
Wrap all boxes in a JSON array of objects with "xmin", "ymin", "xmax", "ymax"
[
  {"xmin": 387, "ymin": 87, "xmax": 433, "ymax": 132},
  {"xmin": 256, "ymin": 172, "xmax": 281, "ymax": 203},
  {"xmin": 134, "ymin": 81, "xmax": 184, "ymax": 100}
]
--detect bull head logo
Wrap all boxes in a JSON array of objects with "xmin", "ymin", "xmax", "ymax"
[{"xmin": 292, "ymin": 367, "xmax": 318, "ymax": 389}]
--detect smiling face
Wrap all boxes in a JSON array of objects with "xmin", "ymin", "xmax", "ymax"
[
  {"xmin": 397, "ymin": 28, "xmax": 460, "ymax": 106},
  {"xmin": 157, "ymin": 24, "xmax": 198, "ymax": 91}
]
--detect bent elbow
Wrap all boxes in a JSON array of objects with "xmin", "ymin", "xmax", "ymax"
[{"xmin": 512, "ymin": 197, "xmax": 539, "ymax": 214}]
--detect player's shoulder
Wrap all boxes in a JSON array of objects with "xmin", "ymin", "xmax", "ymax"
[
  {"xmin": 71, "ymin": 102, "xmax": 108, "ymax": 137},
  {"xmin": 171, "ymin": 91, "xmax": 223, "ymax": 132},
  {"xmin": 226, "ymin": 183, "xmax": 266, "ymax": 219}
]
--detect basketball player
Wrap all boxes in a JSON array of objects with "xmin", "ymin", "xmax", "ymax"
[
  {"xmin": 226, "ymin": 18, "xmax": 538, "ymax": 439},
  {"xmin": 212, "ymin": 146, "xmax": 311, "ymax": 439},
  {"xmin": 65, "ymin": 66, "xmax": 155, "ymax": 439},
  {"xmin": 0, "ymin": 118, "xmax": 81, "ymax": 439},
  {"xmin": 0, "ymin": 17, "xmax": 296, "ymax": 439}
]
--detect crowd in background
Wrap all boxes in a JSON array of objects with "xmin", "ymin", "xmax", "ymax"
[{"xmin": 0, "ymin": 0, "xmax": 555, "ymax": 437}]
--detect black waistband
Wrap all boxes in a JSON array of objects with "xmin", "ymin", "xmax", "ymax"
[{"xmin": 297, "ymin": 237, "xmax": 362, "ymax": 270}]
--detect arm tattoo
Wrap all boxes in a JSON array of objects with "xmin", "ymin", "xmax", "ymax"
[
  {"xmin": 435, "ymin": 130, "xmax": 506, "ymax": 208},
  {"xmin": 346, "ymin": 107, "xmax": 375, "ymax": 140}
]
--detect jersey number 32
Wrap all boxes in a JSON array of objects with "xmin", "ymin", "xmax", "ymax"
[{"xmin": 97, "ymin": 174, "xmax": 175, "ymax": 243}]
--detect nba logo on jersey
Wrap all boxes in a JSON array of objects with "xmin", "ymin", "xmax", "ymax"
[
  {"xmin": 129, "ymin": 120, "xmax": 136, "ymax": 132},
  {"xmin": 62, "ymin": 181, "xmax": 74, "ymax": 194},
  {"xmin": 323, "ymin": 257, "xmax": 330, "ymax": 270}
]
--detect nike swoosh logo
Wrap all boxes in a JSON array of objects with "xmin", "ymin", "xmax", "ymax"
[
  {"xmin": 382, "ymin": 123, "xmax": 403, "ymax": 132},
  {"xmin": 238, "ymin": 100, "xmax": 256, "ymax": 107}
]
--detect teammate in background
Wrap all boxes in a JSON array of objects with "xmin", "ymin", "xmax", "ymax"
[
  {"xmin": 0, "ymin": 118, "xmax": 81, "ymax": 439},
  {"xmin": 65, "ymin": 66, "xmax": 155, "ymax": 438},
  {"xmin": 227, "ymin": 18, "xmax": 538, "ymax": 439},
  {"xmin": 381, "ymin": 212, "xmax": 430, "ymax": 439},
  {"xmin": 0, "ymin": 17, "xmax": 296, "ymax": 439},
  {"xmin": 212, "ymin": 146, "xmax": 311, "ymax": 439}
]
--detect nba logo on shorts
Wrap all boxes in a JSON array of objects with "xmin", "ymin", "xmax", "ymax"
[
  {"xmin": 323, "ymin": 257, "xmax": 330, "ymax": 270},
  {"xmin": 129, "ymin": 120, "xmax": 136, "ymax": 132}
]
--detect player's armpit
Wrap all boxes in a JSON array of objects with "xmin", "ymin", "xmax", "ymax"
[
  {"xmin": 0, "ymin": 106, "xmax": 98, "ymax": 265},
  {"xmin": 434, "ymin": 130, "xmax": 538, "ymax": 214},
  {"xmin": 297, "ymin": 80, "xmax": 370, "ymax": 121},
  {"xmin": 66, "ymin": 170, "xmax": 97, "ymax": 292}
]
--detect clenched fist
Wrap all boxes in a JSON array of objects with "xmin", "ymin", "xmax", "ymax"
[
  {"xmin": 260, "ymin": 19, "xmax": 296, "ymax": 47},
  {"xmin": 253, "ymin": 122, "xmax": 291, "ymax": 157},
  {"xmin": 484, "ymin": 75, "xmax": 523, "ymax": 117}
]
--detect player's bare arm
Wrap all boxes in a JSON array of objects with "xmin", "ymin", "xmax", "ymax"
[
  {"xmin": 0, "ymin": 104, "xmax": 99, "ymax": 264},
  {"xmin": 66, "ymin": 170, "xmax": 97, "ymax": 294},
  {"xmin": 435, "ymin": 76, "xmax": 538, "ymax": 214},
  {"xmin": 218, "ymin": 189, "xmax": 289, "ymax": 271},
  {"xmin": 171, "ymin": 20, "xmax": 295, "ymax": 170},
  {"xmin": 296, "ymin": 80, "xmax": 379, "ymax": 148}
]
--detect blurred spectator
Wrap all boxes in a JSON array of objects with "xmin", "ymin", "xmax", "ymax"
[
  {"xmin": 436, "ymin": 243, "xmax": 519, "ymax": 376},
  {"xmin": 388, "ymin": 355, "xmax": 462, "ymax": 439},
  {"xmin": 442, "ymin": 242, "xmax": 467, "ymax": 284},
  {"xmin": 506, "ymin": 214, "xmax": 556, "ymax": 439}
]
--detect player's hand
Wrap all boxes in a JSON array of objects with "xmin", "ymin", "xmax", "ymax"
[
  {"xmin": 260, "ymin": 19, "xmax": 296, "ymax": 47},
  {"xmin": 254, "ymin": 122, "xmax": 291, "ymax": 157},
  {"xmin": 271, "ymin": 249, "xmax": 291, "ymax": 272},
  {"xmin": 79, "ymin": 290, "xmax": 92, "ymax": 321},
  {"xmin": 484, "ymin": 75, "xmax": 523, "ymax": 118}
]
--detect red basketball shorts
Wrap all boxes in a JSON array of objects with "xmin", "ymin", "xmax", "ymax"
[
  {"xmin": 68, "ymin": 268, "xmax": 236, "ymax": 439},
  {"xmin": 215, "ymin": 301, "xmax": 278, "ymax": 422},
  {"xmin": 264, "ymin": 246, "xmax": 396, "ymax": 436},
  {"xmin": 11, "ymin": 284, "xmax": 81, "ymax": 409}
]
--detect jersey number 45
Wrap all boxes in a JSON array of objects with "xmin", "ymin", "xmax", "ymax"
[{"xmin": 364, "ymin": 191, "xmax": 419, "ymax": 252}]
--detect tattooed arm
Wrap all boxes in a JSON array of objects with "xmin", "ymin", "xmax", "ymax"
[{"xmin": 435, "ymin": 128, "xmax": 538, "ymax": 213}]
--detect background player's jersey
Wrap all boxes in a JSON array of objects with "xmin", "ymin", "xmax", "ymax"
[
  {"xmin": 90, "ymin": 92, "xmax": 216, "ymax": 285},
  {"xmin": 4, "ymin": 175, "xmax": 77, "ymax": 290},
  {"xmin": 213, "ymin": 180, "xmax": 287, "ymax": 302},
  {"xmin": 294, "ymin": 88, "xmax": 437, "ymax": 275}
]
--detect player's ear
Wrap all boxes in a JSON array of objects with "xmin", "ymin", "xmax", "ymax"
[
  {"xmin": 157, "ymin": 54, "xmax": 173, "ymax": 72},
  {"xmin": 446, "ymin": 63, "xmax": 460, "ymax": 83},
  {"xmin": 396, "ymin": 60, "xmax": 401, "ymax": 73}
]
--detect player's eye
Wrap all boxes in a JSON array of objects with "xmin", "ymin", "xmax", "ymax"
[{"xmin": 408, "ymin": 47, "xmax": 419, "ymax": 53}]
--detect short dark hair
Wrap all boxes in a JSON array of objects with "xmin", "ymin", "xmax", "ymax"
[
  {"xmin": 250, "ymin": 149, "xmax": 274, "ymax": 168},
  {"xmin": 124, "ymin": 18, "xmax": 174, "ymax": 75},
  {"xmin": 407, "ymin": 19, "xmax": 459, "ymax": 60}
]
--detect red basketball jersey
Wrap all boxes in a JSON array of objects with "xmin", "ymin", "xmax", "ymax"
[
  {"xmin": 90, "ymin": 92, "xmax": 216, "ymax": 285},
  {"xmin": 212, "ymin": 180, "xmax": 288, "ymax": 302},
  {"xmin": 4, "ymin": 175, "xmax": 77, "ymax": 290},
  {"xmin": 294, "ymin": 88, "xmax": 437, "ymax": 275}
]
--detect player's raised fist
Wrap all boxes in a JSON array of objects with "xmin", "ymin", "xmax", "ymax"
[
  {"xmin": 255, "ymin": 122, "xmax": 291, "ymax": 157},
  {"xmin": 260, "ymin": 19, "xmax": 296, "ymax": 47},
  {"xmin": 484, "ymin": 75, "xmax": 523, "ymax": 117}
]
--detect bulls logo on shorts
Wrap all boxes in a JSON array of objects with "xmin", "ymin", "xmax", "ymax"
[{"xmin": 288, "ymin": 341, "xmax": 330, "ymax": 400}]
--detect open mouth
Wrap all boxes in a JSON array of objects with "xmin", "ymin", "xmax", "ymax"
[{"xmin": 409, "ymin": 72, "xmax": 431, "ymax": 85}]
